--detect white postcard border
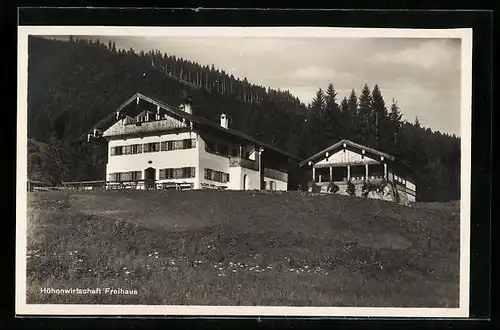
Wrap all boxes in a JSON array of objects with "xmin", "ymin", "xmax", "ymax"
[{"xmin": 16, "ymin": 26, "xmax": 473, "ymax": 318}]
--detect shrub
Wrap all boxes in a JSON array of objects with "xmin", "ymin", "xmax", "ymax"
[
  {"xmin": 307, "ymin": 180, "xmax": 321, "ymax": 193},
  {"xmin": 362, "ymin": 179, "xmax": 389, "ymax": 198},
  {"xmin": 346, "ymin": 180, "xmax": 356, "ymax": 196},
  {"xmin": 389, "ymin": 181, "xmax": 401, "ymax": 203},
  {"xmin": 327, "ymin": 180, "xmax": 340, "ymax": 194},
  {"xmin": 377, "ymin": 179, "xmax": 388, "ymax": 193}
]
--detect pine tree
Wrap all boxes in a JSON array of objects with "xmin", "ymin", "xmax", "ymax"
[
  {"xmin": 357, "ymin": 84, "xmax": 373, "ymax": 144},
  {"xmin": 388, "ymin": 99, "xmax": 402, "ymax": 148},
  {"xmin": 371, "ymin": 84, "xmax": 388, "ymax": 147},
  {"xmin": 347, "ymin": 89, "xmax": 358, "ymax": 115},
  {"xmin": 310, "ymin": 88, "xmax": 326, "ymax": 111},
  {"xmin": 345, "ymin": 89, "xmax": 359, "ymax": 140},
  {"xmin": 389, "ymin": 98, "xmax": 402, "ymax": 123},
  {"xmin": 322, "ymin": 83, "xmax": 341, "ymax": 144},
  {"xmin": 414, "ymin": 116, "xmax": 421, "ymax": 128},
  {"xmin": 325, "ymin": 83, "xmax": 338, "ymax": 111},
  {"xmin": 340, "ymin": 97, "xmax": 349, "ymax": 113}
]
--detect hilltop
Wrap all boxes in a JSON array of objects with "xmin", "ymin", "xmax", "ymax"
[{"xmin": 26, "ymin": 190, "xmax": 460, "ymax": 307}]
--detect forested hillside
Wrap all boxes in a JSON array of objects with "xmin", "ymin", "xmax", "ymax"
[{"xmin": 26, "ymin": 36, "xmax": 460, "ymax": 201}]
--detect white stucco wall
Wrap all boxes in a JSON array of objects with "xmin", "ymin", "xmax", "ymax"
[
  {"xmin": 197, "ymin": 137, "xmax": 232, "ymax": 189},
  {"xmin": 228, "ymin": 167, "xmax": 242, "ymax": 190},
  {"xmin": 240, "ymin": 167, "xmax": 261, "ymax": 190},
  {"xmin": 106, "ymin": 131, "xmax": 199, "ymax": 182},
  {"xmin": 104, "ymin": 129, "xmax": 290, "ymax": 191},
  {"xmin": 264, "ymin": 177, "xmax": 287, "ymax": 191}
]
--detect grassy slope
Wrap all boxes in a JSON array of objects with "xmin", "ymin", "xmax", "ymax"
[{"xmin": 26, "ymin": 190, "xmax": 460, "ymax": 307}]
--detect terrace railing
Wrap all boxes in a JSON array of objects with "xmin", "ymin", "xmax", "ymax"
[
  {"xmin": 106, "ymin": 180, "xmax": 194, "ymax": 190},
  {"xmin": 61, "ymin": 180, "xmax": 107, "ymax": 191}
]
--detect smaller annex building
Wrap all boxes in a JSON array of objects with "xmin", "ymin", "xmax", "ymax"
[{"xmin": 299, "ymin": 139, "xmax": 417, "ymax": 203}]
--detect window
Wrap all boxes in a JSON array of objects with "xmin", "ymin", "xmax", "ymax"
[
  {"xmin": 183, "ymin": 139, "xmax": 193, "ymax": 149},
  {"xmin": 131, "ymin": 144, "xmax": 142, "ymax": 154},
  {"xmin": 231, "ymin": 149, "xmax": 238, "ymax": 157},
  {"xmin": 131, "ymin": 171, "xmax": 142, "ymax": 181},
  {"xmin": 159, "ymin": 168, "xmax": 174, "ymax": 180},
  {"xmin": 205, "ymin": 141, "xmax": 215, "ymax": 153},
  {"xmin": 144, "ymin": 142, "xmax": 160, "ymax": 153},
  {"xmin": 182, "ymin": 167, "xmax": 195, "ymax": 178},
  {"xmin": 111, "ymin": 144, "xmax": 143, "ymax": 156},
  {"xmin": 122, "ymin": 172, "xmax": 132, "ymax": 181},
  {"xmin": 113, "ymin": 146, "xmax": 123, "ymax": 156},
  {"xmin": 159, "ymin": 139, "xmax": 196, "ymax": 151},
  {"xmin": 204, "ymin": 168, "xmax": 230, "ymax": 183},
  {"xmin": 109, "ymin": 171, "xmax": 142, "ymax": 182},
  {"xmin": 161, "ymin": 141, "xmax": 174, "ymax": 151},
  {"xmin": 218, "ymin": 144, "xmax": 229, "ymax": 156},
  {"xmin": 159, "ymin": 167, "xmax": 195, "ymax": 179},
  {"xmin": 174, "ymin": 140, "xmax": 184, "ymax": 150}
]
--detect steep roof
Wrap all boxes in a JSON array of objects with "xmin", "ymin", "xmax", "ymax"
[{"xmin": 85, "ymin": 93, "xmax": 300, "ymax": 161}]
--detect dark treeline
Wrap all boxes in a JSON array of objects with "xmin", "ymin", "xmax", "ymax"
[{"xmin": 26, "ymin": 36, "xmax": 460, "ymax": 202}]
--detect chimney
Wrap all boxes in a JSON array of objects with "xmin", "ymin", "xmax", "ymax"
[
  {"xmin": 180, "ymin": 97, "xmax": 193, "ymax": 115},
  {"xmin": 220, "ymin": 113, "xmax": 228, "ymax": 129},
  {"xmin": 180, "ymin": 91, "xmax": 193, "ymax": 115}
]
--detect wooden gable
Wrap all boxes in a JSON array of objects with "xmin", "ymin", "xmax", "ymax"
[
  {"xmin": 103, "ymin": 110, "xmax": 187, "ymax": 138},
  {"xmin": 312, "ymin": 145, "xmax": 384, "ymax": 169}
]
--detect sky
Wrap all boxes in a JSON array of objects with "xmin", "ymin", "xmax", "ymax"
[{"xmin": 53, "ymin": 35, "xmax": 462, "ymax": 135}]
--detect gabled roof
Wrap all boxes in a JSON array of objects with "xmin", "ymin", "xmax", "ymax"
[
  {"xmin": 85, "ymin": 93, "xmax": 300, "ymax": 161},
  {"xmin": 299, "ymin": 139, "xmax": 396, "ymax": 167}
]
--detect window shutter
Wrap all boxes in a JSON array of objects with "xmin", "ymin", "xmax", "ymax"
[{"xmin": 175, "ymin": 140, "xmax": 183, "ymax": 150}]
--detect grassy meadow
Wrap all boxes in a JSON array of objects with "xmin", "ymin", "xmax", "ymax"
[{"xmin": 25, "ymin": 190, "xmax": 460, "ymax": 307}]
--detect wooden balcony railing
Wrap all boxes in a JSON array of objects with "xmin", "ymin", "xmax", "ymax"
[
  {"xmin": 229, "ymin": 156, "xmax": 259, "ymax": 171},
  {"xmin": 263, "ymin": 168, "xmax": 288, "ymax": 182},
  {"xmin": 103, "ymin": 117, "xmax": 188, "ymax": 137}
]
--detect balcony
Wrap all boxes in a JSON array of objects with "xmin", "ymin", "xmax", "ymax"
[
  {"xmin": 229, "ymin": 156, "xmax": 259, "ymax": 171},
  {"xmin": 264, "ymin": 168, "xmax": 288, "ymax": 182},
  {"xmin": 103, "ymin": 116, "xmax": 188, "ymax": 137}
]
